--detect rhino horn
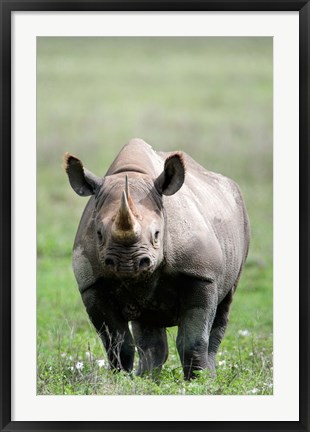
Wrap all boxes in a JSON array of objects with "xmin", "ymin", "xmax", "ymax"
[
  {"xmin": 124, "ymin": 175, "xmax": 141, "ymax": 218},
  {"xmin": 112, "ymin": 177, "xmax": 141, "ymax": 243}
]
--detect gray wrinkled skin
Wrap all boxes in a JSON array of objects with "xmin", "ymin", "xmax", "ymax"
[{"xmin": 65, "ymin": 138, "xmax": 250, "ymax": 379}]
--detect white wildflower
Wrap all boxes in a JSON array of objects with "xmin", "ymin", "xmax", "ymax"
[
  {"xmin": 75, "ymin": 361, "xmax": 84, "ymax": 370},
  {"xmin": 249, "ymin": 352, "xmax": 254, "ymax": 356},
  {"xmin": 219, "ymin": 360, "xmax": 226, "ymax": 366},
  {"xmin": 238, "ymin": 329, "xmax": 250, "ymax": 337},
  {"xmin": 96, "ymin": 359, "xmax": 106, "ymax": 368},
  {"xmin": 251, "ymin": 388, "xmax": 259, "ymax": 394},
  {"xmin": 61, "ymin": 352, "xmax": 67, "ymax": 358}
]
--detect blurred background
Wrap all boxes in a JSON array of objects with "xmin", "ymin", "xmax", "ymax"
[{"xmin": 37, "ymin": 37, "xmax": 273, "ymax": 394}]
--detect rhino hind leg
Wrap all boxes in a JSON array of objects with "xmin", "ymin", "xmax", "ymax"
[
  {"xmin": 131, "ymin": 322, "xmax": 168, "ymax": 376},
  {"xmin": 208, "ymin": 288, "xmax": 234, "ymax": 369}
]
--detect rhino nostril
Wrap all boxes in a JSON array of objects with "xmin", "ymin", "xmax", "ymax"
[
  {"xmin": 138, "ymin": 256, "xmax": 151, "ymax": 270},
  {"xmin": 105, "ymin": 257, "xmax": 115, "ymax": 268}
]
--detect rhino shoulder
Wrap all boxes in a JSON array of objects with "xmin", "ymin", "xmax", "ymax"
[
  {"xmin": 72, "ymin": 245, "xmax": 97, "ymax": 292},
  {"xmin": 72, "ymin": 198, "xmax": 102, "ymax": 292},
  {"xmin": 164, "ymin": 226, "xmax": 224, "ymax": 283}
]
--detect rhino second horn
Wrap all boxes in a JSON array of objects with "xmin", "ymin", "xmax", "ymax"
[{"xmin": 112, "ymin": 191, "xmax": 141, "ymax": 242}]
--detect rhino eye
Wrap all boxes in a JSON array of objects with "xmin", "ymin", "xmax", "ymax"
[
  {"xmin": 154, "ymin": 231, "xmax": 160, "ymax": 242},
  {"xmin": 97, "ymin": 230, "xmax": 103, "ymax": 242}
]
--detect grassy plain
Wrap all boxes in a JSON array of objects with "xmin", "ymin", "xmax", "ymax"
[{"xmin": 37, "ymin": 37, "xmax": 273, "ymax": 395}]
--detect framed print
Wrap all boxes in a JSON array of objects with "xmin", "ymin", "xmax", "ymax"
[{"xmin": 1, "ymin": 1, "xmax": 309, "ymax": 431}]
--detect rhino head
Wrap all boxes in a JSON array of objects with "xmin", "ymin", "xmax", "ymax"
[{"xmin": 64, "ymin": 151, "xmax": 185, "ymax": 280}]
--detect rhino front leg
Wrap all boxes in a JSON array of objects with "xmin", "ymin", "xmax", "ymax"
[
  {"xmin": 177, "ymin": 280, "xmax": 218, "ymax": 380},
  {"xmin": 131, "ymin": 322, "xmax": 168, "ymax": 376},
  {"xmin": 82, "ymin": 285, "xmax": 135, "ymax": 372}
]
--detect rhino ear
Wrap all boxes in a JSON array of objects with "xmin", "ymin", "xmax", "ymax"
[
  {"xmin": 155, "ymin": 152, "xmax": 185, "ymax": 196},
  {"xmin": 64, "ymin": 152, "xmax": 102, "ymax": 197}
]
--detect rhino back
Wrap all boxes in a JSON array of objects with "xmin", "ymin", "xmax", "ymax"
[{"xmin": 106, "ymin": 138, "xmax": 164, "ymax": 177}]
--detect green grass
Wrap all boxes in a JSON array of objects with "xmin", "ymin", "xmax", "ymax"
[{"xmin": 37, "ymin": 37, "xmax": 273, "ymax": 395}]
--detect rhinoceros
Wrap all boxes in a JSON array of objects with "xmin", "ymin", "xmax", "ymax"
[{"xmin": 65, "ymin": 138, "xmax": 250, "ymax": 379}]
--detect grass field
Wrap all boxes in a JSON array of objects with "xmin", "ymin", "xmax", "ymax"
[{"xmin": 37, "ymin": 37, "xmax": 273, "ymax": 395}]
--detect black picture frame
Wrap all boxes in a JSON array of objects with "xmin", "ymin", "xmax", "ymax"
[{"xmin": 1, "ymin": 1, "xmax": 309, "ymax": 431}]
